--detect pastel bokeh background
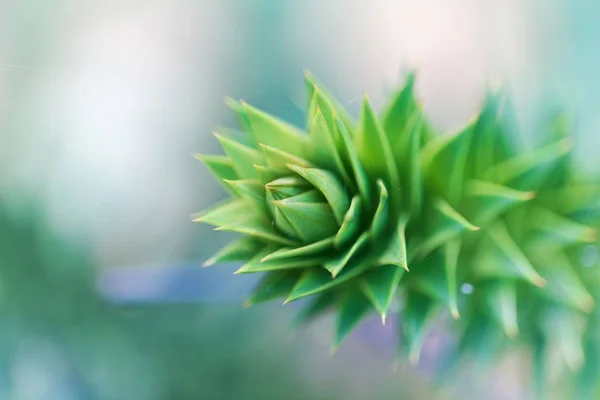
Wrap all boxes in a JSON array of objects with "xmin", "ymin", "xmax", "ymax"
[{"xmin": 1, "ymin": 1, "xmax": 599, "ymax": 399}]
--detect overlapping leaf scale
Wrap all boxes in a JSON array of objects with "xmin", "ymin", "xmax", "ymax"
[
  {"xmin": 394, "ymin": 92, "xmax": 600, "ymax": 397},
  {"xmin": 196, "ymin": 72, "xmax": 600, "ymax": 397},
  {"xmin": 429, "ymin": 112, "xmax": 600, "ymax": 399},
  {"xmin": 406, "ymin": 100, "xmax": 515, "ymax": 326},
  {"xmin": 198, "ymin": 73, "xmax": 429, "ymax": 348},
  {"xmin": 512, "ymin": 132, "xmax": 600, "ymax": 397}
]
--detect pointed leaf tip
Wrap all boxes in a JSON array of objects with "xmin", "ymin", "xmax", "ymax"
[
  {"xmin": 214, "ymin": 132, "xmax": 264, "ymax": 179},
  {"xmin": 533, "ymin": 207, "xmax": 598, "ymax": 245},
  {"xmin": 335, "ymin": 196, "xmax": 362, "ymax": 249},
  {"xmin": 584, "ymin": 229, "xmax": 597, "ymax": 242},
  {"xmin": 203, "ymin": 237, "xmax": 263, "ymax": 267},
  {"xmin": 476, "ymin": 222, "xmax": 546, "ymax": 287},
  {"xmin": 444, "ymin": 240, "xmax": 462, "ymax": 320},
  {"xmin": 451, "ymin": 308, "xmax": 460, "ymax": 320},
  {"xmin": 409, "ymin": 350, "xmax": 421, "ymax": 366},
  {"xmin": 194, "ymin": 199, "xmax": 249, "ymax": 226},
  {"xmin": 559, "ymin": 137, "xmax": 572, "ymax": 153},
  {"xmin": 260, "ymin": 237, "xmax": 334, "ymax": 263},
  {"xmin": 240, "ymin": 101, "xmax": 309, "ymax": 157},
  {"xmin": 466, "ymin": 181, "xmax": 538, "ymax": 226},
  {"xmin": 533, "ymin": 276, "xmax": 547, "ymax": 288},
  {"xmin": 225, "ymin": 96, "xmax": 239, "ymax": 106},
  {"xmin": 244, "ymin": 272, "xmax": 302, "ymax": 307},
  {"xmin": 486, "ymin": 282, "xmax": 520, "ymax": 339},
  {"xmin": 401, "ymin": 293, "xmax": 438, "ymax": 366},
  {"xmin": 334, "ymin": 291, "xmax": 372, "ymax": 348},
  {"xmin": 582, "ymin": 296, "xmax": 595, "ymax": 313},
  {"xmin": 325, "ymin": 232, "xmax": 370, "ymax": 278},
  {"xmin": 361, "ymin": 264, "xmax": 406, "ymax": 320},
  {"xmin": 428, "ymin": 198, "xmax": 479, "ymax": 243}
]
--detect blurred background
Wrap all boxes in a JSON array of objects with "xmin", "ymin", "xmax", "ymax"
[{"xmin": 1, "ymin": 1, "xmax": 599, "ymax": 399}]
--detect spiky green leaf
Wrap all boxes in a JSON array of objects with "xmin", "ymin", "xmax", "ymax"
[
  {"xmin": 244, "ymin": 271, "xmax": 300, "ymax": 307},
  {"xmin": 242, "ymin": 101, "xmax": 309, "ymax": 157},
  {"xmin": 195, "ymin": 154, "xmax": 238, "ymax": 195},
  {"xmin": 474, "ymin": 222, "xmax": 545, "ymax": 287},
  {"xmin": 287, "ymin": 165, "xmax": 350, "ymax": 224},
  {"xmin": 465, "ymin": 180, "xmax": 535, "ymax": 226},
  {"xmin": 215, "ymin": 132, "xmax": 264, "ymax": 179},
  {"xmin": 260, "ymin": 237, "xmax": 334, "ymax": 263},
  {"xmin": 361, "ymin": 265, "xmax": 405, "ymax": 323},
  {"xmin": 204, "ymin": 237, "xmax": 264, "ymax": 267},
  {"xmin": 324, "ymin": 232, "xmax": 370, "ymax": 278},
  {"xmin": 335, "ymin": 196, "xmax": 362, "ymax": 249},
  {"xmin": 334, "ymin": 291, "xmax": 371, "ymax": 348},
  {"xmin": 401, "ymin": 292, "xmax": 439, "ymax": 365},
  {"xmin": 273, "ymin": 199, "xmax": 339, "ymax": 243},
  {"xmin": 356, "ymin": 97, "xmax": 401, "ymax": 195},
  {"xmin": 484, "ymin": 281, "xmax": 519, "ymax": 338}
]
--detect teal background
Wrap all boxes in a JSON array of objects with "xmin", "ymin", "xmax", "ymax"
[{"xmin": 1, "ymin": 1, "xmax": 599, "ymax": 399}]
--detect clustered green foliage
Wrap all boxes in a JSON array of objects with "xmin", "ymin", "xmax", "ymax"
[{"xmin": 196, "ymin": 71, "xmax": 600, "ymax": 396}]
